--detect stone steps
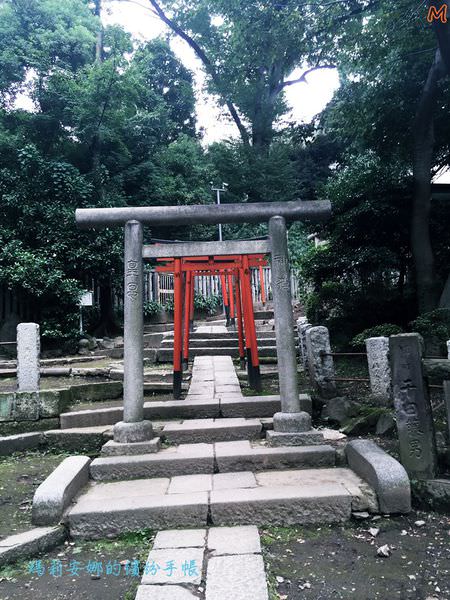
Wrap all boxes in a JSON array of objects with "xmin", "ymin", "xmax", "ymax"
[
  {"xmin": 67, "ymin": 466, "xmax": 371, "ymax": 539},
  {"xmin": 162, "ymin": 418, "xmax": 263, "ymax": 444},
  {"xmin": 156, "ymin": 346, "xmax": 278, "ymax": 361},
  {"xmin": 88, "ymin": 440, "xmax": 336, "ymax": 481},
  {"xmin": 160, "ymin": 337, "xmax": 278, "ymax": 348}
]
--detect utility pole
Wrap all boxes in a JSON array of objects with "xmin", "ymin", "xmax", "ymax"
[{"xmin": 210, "ymin": 182, "xmax": 228, "ymax": 241}]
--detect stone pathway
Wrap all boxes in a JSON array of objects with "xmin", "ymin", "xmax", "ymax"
[
  {"xmin": 193, "ymin": 326, "xmax": 228, "ymax": 335},
  {"xmin": 135, "ymin": 525, "xmax": 269, "ymax": 600}
]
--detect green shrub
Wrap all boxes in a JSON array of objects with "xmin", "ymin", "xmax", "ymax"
[
  {"xmin": 410, "ymin": 309, "xmax": 450, "ymax": 355},
  {"xmin": 143, "ymin": 300, "xmax": 164, "ymax": 317},
  {"xmin": 351, "ymin": 323, "xmax": 403, "ymax": 348}
]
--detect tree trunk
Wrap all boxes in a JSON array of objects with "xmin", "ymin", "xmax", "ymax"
[
  {"xmin": 94, "ymin": 280, "xmax": 121, "ymax": 337},
  {"xmin": 411, "ymin": 49, "xmax": 444, "ymax": 313}
]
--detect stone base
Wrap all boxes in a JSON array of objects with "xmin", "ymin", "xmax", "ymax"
[
  {"xmin": 266, "ymin": 430, "xmax": 324, "ymax": 447},
  {"xmin": 273, "ymin": 411, "xmax": 311, "ymax": 433},
  {"xmin": 113, "ymin": 420, "xmax": 153, "ymax": 443},
  {"xmin": 101, "ymin": 438, "xmax": 161, "ymax": 456}
]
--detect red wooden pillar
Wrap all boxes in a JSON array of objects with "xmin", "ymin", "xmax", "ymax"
[
  {"xmin": 259, "ymin": 265, "xmax": 266, "ymax": 306},
  {"xmin": 220, "ymin": 272, "xmax": 230, "ymax": 326},
  {"xmin": 173, "ymin": 257, "xmax": 183, "ymax": 399},
  {"xmin": 242, "ymin": 255, "xmax": 261, "ymax": 391},
  {"xmin": 235, "ymin": 271, "xmax": 246, "ymax": 370},
  {"xmin": 189, "ymin": 273, "xmax": 195, "ymax": 331},
  {"xmin": 227, "ymin": 272, "xmax": 235, "ymax": 325},
  {"xmin": 182, "ymin": 270, "xmax": 192, "ymax": 369}
]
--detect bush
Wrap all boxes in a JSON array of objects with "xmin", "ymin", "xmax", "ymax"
[
  {"xmin": 193, "ymin": 293, "xmax": 221, "ymax": 315},
  {"xmin": 351, "ymin": 324, "xmax": 403, "ymax": 348},
  {"xmin": 143, "ymin": 300, "xmax": 164, "ymax": 317},
  {"xmin": 410, "ymin": 309, "xmax": 450, "ymax": 355}
]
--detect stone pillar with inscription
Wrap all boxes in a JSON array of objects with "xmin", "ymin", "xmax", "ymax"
[
  {"xmin": 267, "ymin": 216, "xmax": 323, "ymax": 446},
  {"xmin": 390, "ymin": 333, "xmax": 437, "ymax": 479},
  {"xmin": 113, "ymin": 220, "xmax": 154, "ymax": 445},
  {"xmin": 366, "ymin": 336, "xmax": 392, "ymax": 405}
]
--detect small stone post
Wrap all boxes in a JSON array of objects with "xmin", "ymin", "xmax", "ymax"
[
  {"xmin": 297, "ymin": 317, "xmax": 311, "ymax": 369},
  {"xmin": 389, "ymin": 333, "xmax": 437, "ymax": 479},
  {"xmin": 365, "ymin": 337, "xmax": 392, "ymax": 405},
  {"xmin": 305, "ymin": 326, "xmax": 337, "ymax": 399},
  {"xmin": 267, "ymin": 216, "xmax": 322, "ymax": 446},
  {"xmin": 444, "ymin": 380, "xmax": 450, "ymax": 443},
  {"xmin": 17, "ymin": 323, "xmax": 40, "ymax": 392},
  {"xmin": 447, "ymin": 340, "xmax": 450, "ymax": 360},
  {"xmin": 113, "ymin": 220, "xmax": 153, "ymax": 444}
]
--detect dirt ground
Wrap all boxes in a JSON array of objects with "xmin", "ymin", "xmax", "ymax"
[
  {"xmin": 262, "ymin": 513, "xmax": 450, "ymax": 600},
  {"xmin": 0, "ymin": 451, "xmax": 71, "ymax": 540},
  {"xmin": 0, "ymin": 531, "xmax": 153, "ymax": 600}
]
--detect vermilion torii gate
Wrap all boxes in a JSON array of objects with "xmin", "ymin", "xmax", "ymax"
[
  {"xmin": 151, "ymin": 251, "xmax": 268, "ymax": 398},
  {"xmin": 76, "ymin": 200, "xmax": 331, "ymax": 447}
]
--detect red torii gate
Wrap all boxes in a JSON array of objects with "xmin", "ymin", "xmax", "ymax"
[{"xmin": 155, "ymin": 253, "xmax": 267, "ymax": 398}]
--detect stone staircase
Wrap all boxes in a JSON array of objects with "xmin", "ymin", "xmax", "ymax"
[
  {"xmin": 58, "ymin": 354, "xmax": 410, "ymax": 540},
  {"xmin": 156, "ymin": 325, "xmax": 281, "ymax": 361}
]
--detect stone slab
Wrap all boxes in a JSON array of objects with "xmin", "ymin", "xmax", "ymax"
[
  {"xmin": 346, "ymin": 439, "xmax": 411, "ymax": 514},
  {"xmin": 69, "ymin": 492, "xmax": 209, "ymax": 539},
  {"xmin": 0, "ymin": 432, "xmax": 42, "ymax": 456},
  {"xmin": 163, "ymin": 418, "xmax": 262, "ymax": 444},
  {"xmin": 141, "ymin": 547, "xmax": 204, "ymax": 584},
  {"xmin": 79, "ymin": 478, "xmax": 170, "ymax": 501},
  {"xmin": 210, "ymin": 484, "xmax": 352, "ymax": 526},
  {"xmin": 135, "ymin": 585, "xmax": 198, "ymax": 600},
  {"xmin": 0, "ymin": 526, "xmax": 66, "ymax": 566},
  {"xmin": 215, "ymin": 440, "xmax": 336, "ymax": 472},
  {"xmin": 14, "ymin": 391, "xmax": 39, "ymax": 421},
  {"xmin": 0, "ymin": 392, "xmax": 15, "ymax": 422},
  {"xmin": 32, "ymin": 455, "xmax": 91, "ymax": 525},
  {"xmin": 90, "ymin": 444, "xmax": 215, "ymax": 481},
  {"xmin": 168, "ymin": 474, "xmax": 213, "ymax": 494},
  {"xmin": 212, "ymin": 472, "xmax": 257, "ymax": 490},
  {"xmin": 219, "ymin": 396, "xmax": 281, "ymax": 418},
  {"xmin": 39, "ymin": 388, "xmax": 72, "ymax": 418},
  {"xmin": 205, "ymin": 554, "xmax": 268, "ymax": 600},
  {"xmin": 153, "ymin": 529, "xmax": 207, "ymax": 549},
  {"xmin": 266, "ymin": 430, "xmax": 324, "ymax": 446},
  {"xmin": 207, "ymin": 525, "xmax": 261, "ymax": 556},
  {"xmin": 101, "ymin": 438, "xmax": 161, "ymax": 456}
]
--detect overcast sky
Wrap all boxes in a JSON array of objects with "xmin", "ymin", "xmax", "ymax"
[{"xmin": 103, "ymin": 0, "xmax": 340, "ymax": 145}]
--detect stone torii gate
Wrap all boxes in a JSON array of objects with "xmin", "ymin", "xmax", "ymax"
[{"xmin": 76, "ymin": 200, "xmax": 331, "ymax": 447}]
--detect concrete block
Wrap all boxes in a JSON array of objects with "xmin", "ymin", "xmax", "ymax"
[
  {"xmin": 207, "ymin": 525, "xmax": 261, "ymax": 556},
  {"xmin": 69, "ymin": 492, "xmax": 209, "ymax": 539},
  {"xmin": 220, "ymin": 396, "xmax": 281, "ymax": 418},
  {"xmin": 153, "ymin": 529, "xmax": 207, "ymax": 549},
  {"xmin": 346, "ymin": 439, "xmax": 411, "ymax": 513},
  {"xmin": 0, "ymin": 526, "xmax": 66, "ymax": 566},
  {"xmin": 141, "ymin": 547, "xmax": 204, "ymax": 584},
  {"xmin": 135, "ymin": 585, "xmax": 198, "ymax": 599},
  {"xmin": 144, "ymin": 399, "xmax": 219, "ymax": 420},
  {"xmin": 205, "ymin": 554, "xmax": 268, "ymax": 600},
  {"xmin": 39, "ymin": 388, "xmax": 72, "ymax": 418},
  {"xmin": 210, "ymin": 484, "xmax": 352, "ymax": 526},
  {"xmin": 32, "ymin": 455, "xmax": 91, "ymax": 525},
  {"xmin": 90, "ymin": 444, "xmax": 214, "ymax": 481},
  {"xmin": 0, "ymin": 432, "xmax": 42, "ymax": 456},
  {"xmin": 14, "ymin": 391, "xmax": 39, "ymax": 421}
]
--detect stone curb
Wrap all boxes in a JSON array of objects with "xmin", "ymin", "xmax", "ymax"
[
  {"xmin": 0, "ymin": 526, "xmax": 67, "ymax": 566},
  {"xmin": 345, "ymin": 439, "xmax": 411, "ymax": 513},
  {"xmin": 0, "ymin": 432, "xmax": 42, "ymax": 456},
  {"xmin": 32, "ymin": 455, "xmax": 91, "ymax": 525}
]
